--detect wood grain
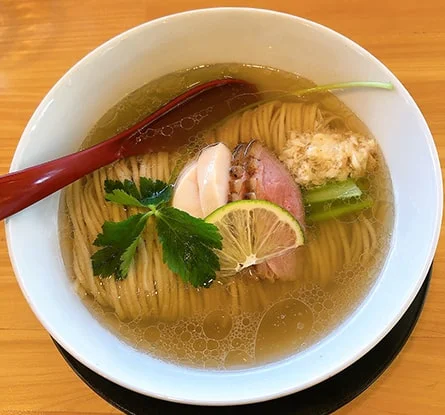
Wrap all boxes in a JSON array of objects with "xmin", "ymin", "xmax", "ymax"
[{"xmin": 0, "ymin": 0, "xmax": 444, "ymax": 413}]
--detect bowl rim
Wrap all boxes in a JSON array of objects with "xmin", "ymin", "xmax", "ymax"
[{"xmin": 5, "ymin": 6, "xmax": 443, "ymax": 406}]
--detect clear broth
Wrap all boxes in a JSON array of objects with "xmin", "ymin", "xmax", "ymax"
[{"xmin": 60, "ymin": 63, "xmax": 393, "ymax": 369}]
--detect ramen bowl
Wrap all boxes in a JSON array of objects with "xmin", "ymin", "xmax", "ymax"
[{"xmin": 6, "ymin": 7, "xmax": 442, "ymax": 405}]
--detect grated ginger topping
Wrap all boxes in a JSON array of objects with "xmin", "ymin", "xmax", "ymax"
[{"xmin": 279, "ymin": 131, "xmax": 378, "ymax": 187}]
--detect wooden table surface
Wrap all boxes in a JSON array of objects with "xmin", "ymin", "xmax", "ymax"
[{"xmin": 1, "ymin": 0, "xmax": 444, "ymax": 414}]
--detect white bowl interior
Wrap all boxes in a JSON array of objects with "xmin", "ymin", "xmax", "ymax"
[{"xmin": 6, "ymin": 8, "xmax": 442, "ymax": 405}]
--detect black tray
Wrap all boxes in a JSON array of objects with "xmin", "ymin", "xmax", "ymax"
[{"xmin": 53, "ymin": 265, "xmax": 432, "ymax": 414}]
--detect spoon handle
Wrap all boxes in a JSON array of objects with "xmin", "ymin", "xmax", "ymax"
[
  {"xmin": 0, "ymin": 78, "xmax": 253, "ymax": 221},
  {"xmin": 0, "ymin": 138, "xmax": 122, "ymax": 221}
]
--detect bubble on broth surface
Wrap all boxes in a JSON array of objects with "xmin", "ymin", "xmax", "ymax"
[
  {"xmin": 255, "ymin": 299, "xmax": 313, "ymax": 363},
  {"xmin": 144, "ymin": 326, "xmax": 160, "ymax": 342},
  {"xmin": 203, "ymin": 310, "xmax": 232, "ymax": 340}
]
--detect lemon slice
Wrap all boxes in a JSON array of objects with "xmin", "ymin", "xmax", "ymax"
[{"xmin": 206, "ymin": 200, "xmax": 304, "ymax": 278}]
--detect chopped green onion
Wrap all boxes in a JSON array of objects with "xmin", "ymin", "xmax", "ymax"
[{"xmin": 303, "ymin": 179, "xmax": 362, "ymax": 204}]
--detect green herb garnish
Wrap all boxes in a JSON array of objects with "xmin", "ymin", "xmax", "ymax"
[
  {"xmin": 156, "ymin": 207, "xmax": 222, "ymax": 288},
  {"xmin": 104, "ymin": 178, "xmax": 173, "ymax": 207},
  {"xmin": 91, "ymin": 178, "xmax": 222, "ymax": 287},
  {"xmin": 92, "ymin": 213, "xmax": 150, "ymax": 279}
]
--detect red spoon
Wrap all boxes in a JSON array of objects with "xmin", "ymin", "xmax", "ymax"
[{"xmin": 0, "ymin": 79, "xmax": 258, "ymax": 221}]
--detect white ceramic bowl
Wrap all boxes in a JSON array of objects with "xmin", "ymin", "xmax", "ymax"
[{"xmin": 6, "ymin": 7, "xmax": 442, "ymax": 406}]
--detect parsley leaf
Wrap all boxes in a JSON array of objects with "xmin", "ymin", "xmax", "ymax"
[
  {"xmin": 156, "ymin": 206, "xmax": 222, "ymax": 287},
  {"xmin": 104, "ymin": 189, "xmax": 146, "ymax": 208},
  {"xmin": 91, "ymin": 177, "xmax": 222, "ymax": 287},
  {"xmin": 139, "ymin": 178, "xmax": 173, "ymax": 206},
  {"xmin": 105, "ymin": 178, "xmax": 172, "ymax": 208},
  {"xmin": 91, "ymin": 213, "xmax": 150, "ymax": 279},
  {"xmin": 105, "ymin": 178, "xmax": 141, "ymax": 197}
]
